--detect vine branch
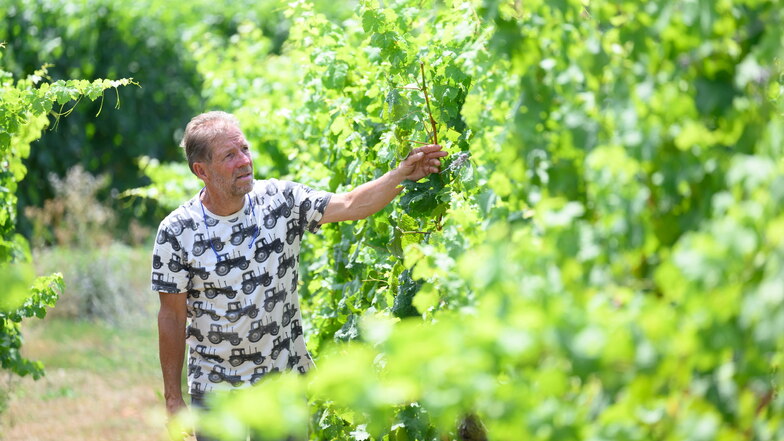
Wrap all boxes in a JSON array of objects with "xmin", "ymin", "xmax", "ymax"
[{"xmin": 420, "ymin": 62, "xmax": 438, "ymax": 145}]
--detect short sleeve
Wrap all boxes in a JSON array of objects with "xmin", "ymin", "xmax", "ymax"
[
  {"xmin": 151, "ymin": 223, "xmax": 190, "ymax": 293},
  {"xmin": 285, "ymin": 181, "xmax": 333, "ymax": 235}
]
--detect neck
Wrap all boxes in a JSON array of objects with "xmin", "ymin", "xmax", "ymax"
[{"xmin": 200, "ymin": 187, "xmax": 245, "ymax": 216}]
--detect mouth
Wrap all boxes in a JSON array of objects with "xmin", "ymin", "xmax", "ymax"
[{"xmin": 236, "ymin": 171, "xmax": 253, "ymax": 181}]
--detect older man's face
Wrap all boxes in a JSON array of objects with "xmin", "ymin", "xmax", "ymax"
[{"xmin": 204, "ymin": 126, "xmax": 254, "ymax": 198}]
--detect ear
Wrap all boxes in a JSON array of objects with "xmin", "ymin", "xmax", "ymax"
[{"xmin": 193, "ymin": 162, "xmax": 209, "ymax": 182}]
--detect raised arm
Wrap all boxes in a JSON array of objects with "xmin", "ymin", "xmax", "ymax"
[
  {"xmin": 320, "ymin": 144, "xmax": 447, "ymax": 224},
  {"xmin": 158, "ymin": 291, "xmax": 188, "ymax": 417}
]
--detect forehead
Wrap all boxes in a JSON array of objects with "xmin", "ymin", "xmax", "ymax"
[{"xmin": 211, "ymin": 126, "xmax": 248, "ymax": 152}]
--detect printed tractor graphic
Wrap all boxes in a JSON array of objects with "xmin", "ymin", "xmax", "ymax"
[
  {"xmin": 192, "ymin": 233, "xmax": 224, "ymax": 257},
  {"xmin": 186, "ymin": 326, "xmax": 204, "ymax": 342},
  {"xmin": 262, "ymin": 199, "xmax": 292, "ymax": 229},
  {"xmin": 207, "ymin": 324, "xmax": 242, "ymax": 346},
  {"xmin": 285, "ymin": 219, "xmax": 303, "ymax": 245},
  {"xmin": 230, "ymin": 222, "xmax": 258, "ymax": 246},
  {"xmin": 204, "ymin": 282, "xmax": 237, "ymax": 300},
  {"xmin": 169, "ymin": 214, "xmax": 198, "ymax": 236},
  {"xmin": 156, "ymin": 228, "xmax": 181, "ymax": 251},
  {"xmin": 290, "ymin": 319, "xmax": 303, "ymax": 340},
  {"xmin": 228, "ymin": 348, "xmax": 265, "ymax": 367},
  {"xmin": 281, "ymin": 303, "xmax": 298, "ymax": 327},
  {"xmin": 254, "ymin": 237, "xmax": 284, "ymax": 263},
  {"xmin": 187, "ymin": 288, "xmax": 201, "ymax": 298},
  {"xmin": 152, "ymin": 272, "xmax": 178, "ymax": 292},
  {"xmin": 277, "ymin": 254, "xmax": 296, "ymax": 278},
  {"xmin": 185, "ymin": 252, "xmax": 210, "ymax": 279},
  {"xmin": 263, "ymin": 287, "xmax": 287, "ymax": 312},
  {"xmin": 247, "ymin": 318, "xmax": 279, "ymax": 343},
  {"xmin": 270, "ymin": 334, "xmax": 291, "ymax": 360},
  {"xmin": 287, "ymin": 352, "xmax": 301, "ymax": 369},
  {"xmin": 242, "ymin": 270, "xmax": 273, "ymax": 294},
  {"xmin": 188, "ymin": 359, "xmax": 203, "ymax": 379},
  {"xmin": 250, "ymin": 366, "xmax": 268, "ymax": 385},
  {"xmin": 192, "ymin": 382, "xmax": 204, "ymax": 394},
  {"xmin": 168, "ymin": 254, "xmax": 185, "ymax": 272},
  {"xmin": 265, "ymin": 182, "xmax": 278, "ymax": 196},
  {"xmin": 203, "ymin": 214, "xmax": 219, "ymax": 227},
  {"xmin": 195, "ymin": 344, "xmax": 224, "ymax": 363},
  {"xmin": 152, "ymin": 254, "xmax": 162, "ymax": 269},
  {"xmin": 167, "ymin": 252, "xmax": 209, "ymax": 280},
  {"xmin": 192, "ymin": 301, "xmax": 220, "ymax": 321},
  {"xmin": 226, "ymin": 301, "xmax": 259, "ymax": 322},
  {"xmin": 215, "ymin": 253, "xmax": 250, "ymax": 276},
  {"xmin": 300, "ymin": 197, "xmax": 312, "ymax": 213},
  {"xmin": 207, "ymin": 365, "xmax": 243, "ymax": 387}
]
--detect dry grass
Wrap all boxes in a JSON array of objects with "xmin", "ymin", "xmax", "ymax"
[
  {"xmin": 0, "ymin": 317, "xmax": 181, "ymax": 441},
  {"xmin": 2, "ymin": 368, "xmax": 168, "ymax": 441}
]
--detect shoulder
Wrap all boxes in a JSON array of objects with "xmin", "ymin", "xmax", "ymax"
[{"xmin": 157, "ymin": 194, "xmax": 200, "ymax": 230}]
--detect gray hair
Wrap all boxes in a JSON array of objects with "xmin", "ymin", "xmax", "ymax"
[{"xmin": 179, "ymin": 111, "xmax": 241, "ymax": 174}]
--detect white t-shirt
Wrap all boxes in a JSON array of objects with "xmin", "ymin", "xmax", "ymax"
[{"xmin": 151, "ymin": 179, "xmax": 332, "ymax": 394}]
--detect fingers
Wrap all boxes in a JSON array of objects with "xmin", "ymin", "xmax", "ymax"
[{"xmin": 412, "ymin": 144, "xmax": 443, "ymax": 155}]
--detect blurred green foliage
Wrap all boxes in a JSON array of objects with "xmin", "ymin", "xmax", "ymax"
[
  {"xmin": 0, "ymin": 45, "xmax": 131, "ymax": 379},
  {"xmin": 159, "ymin": 0, "xmax": 781, "ymax": 439},
  {"xmin": 10, "ymin": 0, "xmax": 784, "ymax": 438}
]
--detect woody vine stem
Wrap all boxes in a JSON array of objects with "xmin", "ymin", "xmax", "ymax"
[{"xmin": 420, "ymin": 62, "xmax": 438, "ymax": 145}]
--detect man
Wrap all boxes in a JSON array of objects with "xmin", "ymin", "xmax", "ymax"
[{"xmin": 152, "ymin": 111, "xmax": 446, "ymax": 438}]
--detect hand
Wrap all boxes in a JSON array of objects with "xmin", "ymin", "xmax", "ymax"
[
  {"xmin": 398, "ymin": 144, "xmax": 448, "ymax": 181},
  {"xmin": 166, "ymin": 395, "xmax": 188, "ymax": 417},
  {"xmin": 165, "ymin": 396, "xmax": 192, "ymax": 440}
]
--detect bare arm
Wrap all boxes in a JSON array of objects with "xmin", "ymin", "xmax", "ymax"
[
  {"xmin": 158, "ymin": 291, "xmax": 188, "ymax": 416},
  {"xmin": 320, "ymin": 144, "xmax": 448, "ymax": 223}
]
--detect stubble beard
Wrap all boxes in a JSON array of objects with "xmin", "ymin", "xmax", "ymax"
[{"xmin": 215, "ymin": 172, "xmax": 254, "ymax": 199}]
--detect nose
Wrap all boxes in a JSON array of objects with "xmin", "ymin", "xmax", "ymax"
[{"xmin": 239, "ymin": 149, "xmax": 252, "ymax": 167}]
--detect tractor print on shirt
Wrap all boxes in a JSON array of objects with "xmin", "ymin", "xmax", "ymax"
[
  {"xmin": 192, "ymin": 233, "xmax": 224, "ymax": 257},
  {"xmin": 188, "ymin": 357, "xmax": 204, "ymax": 378},
  {"xmin": 215, "ymin": 252, "xmax": 250, "ymax": 276},
  {"xmin": 192, "ymin": 382, "xmax": 205, "ymax": 394},
  {"xmin": 247, "ymin": 318, "xmax": 280, "ymax": 343},
  {"xmin": 186, "ymin": 325, "xmax": 204, "ymax": 342},
  {"xmin": 241, "ymin": 269, "xmax": 273, "ymax": 294},
  {"xmin": 155, "ymin": 228, "xmax": 181, "ymax": 251},
  {"xmin": 208, "ymin": 365, "xmax": 243, "ymax": 387},
  {"xmin": 207, "ymin": 324, "xmax": 242, "ymax": 346},
  {"xmin": 287, "ymin": 352, "xmax": 302, "ymax": 369},
  {"xmin": 285, "ymin": 219, "xmax": 304, "ymax": 245},
  {"xmin": 277, "ymin": 253, "xmax": 296, "ymax": 278},
  {"xmin": 168, "ymin": 252, "xmax": 209, "ymax": 280},
  {"xmin": 169, "ymin": 214, "xmax": 198, "ymax": 236},
  {"xmin": 225, "ymin": 301, "xmax": 259, "ymax": 322},
  {"xmin": 230, "ymin": 222, "xmax": 258, "ymax": 246},
  {"xmin": 191, "ymin": 301, "xmax": 220, "ymax": 321},
  {"xmin": 152, "ymin": 254, "xmax": 163, "ymax": 270},
  {"xmin": 281, "ymin": 303, "xmax": 298, "ymax": 327},
  {"xmin": 194, "ymin": 344, "xmax": 224, "ymax": 363},
  {"xmin": 262, "ymin": 199, "xmax": 291, "ymax": 229},
  {"xmin": 187, "ymin": 287, "xmax": 201, "ymax": 299},
  {"xmin": 155, "ymin": 228, "xmax": 182, "ymax": 251},
  {"xmin": 250, "ymin": 366, "xmax": 269, "ymax": 385},
  {"xmin": 253, "ymin": 237, "xmax": 284, "ymax": 263},
  {"xmin": 203, "ymin": 282, "xmax": 237, "ymax": 300},
  {"xmin": 270, "ymin": 333, "xmax": 291, "ymax": 360},
  {"xmin": 263, "ymin": 287, "xmax": 287, "ymax": 312},
  {"xmin": 228, "ymin": 348, "xmax": 265, "ymax": 367},
  {"xmin": 152, "ymin": 272, "xmax": 178, "ymax": 292},
  {"xmin": 290, "ymin": 319, "xmax": 303, "ymax": 341}
]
